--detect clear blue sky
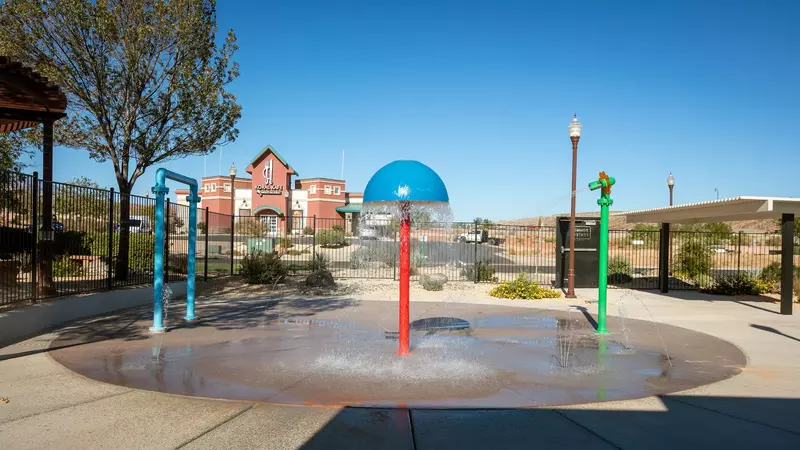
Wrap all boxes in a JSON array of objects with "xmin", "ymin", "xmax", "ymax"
[{"xmin": 25, "ymin": 0, "xmax": 799, "ymax": 221}]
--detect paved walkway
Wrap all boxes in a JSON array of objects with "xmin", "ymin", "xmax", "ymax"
[{"xmin": 1, "ymin": 288, "xmax": 799, "ymax": 449}]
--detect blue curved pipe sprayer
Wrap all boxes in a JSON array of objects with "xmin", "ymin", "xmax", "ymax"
[{"xmin": 150, "ymin": 168, "xmax": 200, "ymax": 333}]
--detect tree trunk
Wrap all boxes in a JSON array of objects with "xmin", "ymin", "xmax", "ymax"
[{"xmin": 114, "ymin": 185, "xmax": 131, "ymax": 281}]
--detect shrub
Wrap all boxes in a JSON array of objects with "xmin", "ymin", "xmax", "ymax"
[
  {"xmin": 54, "ymin": 256, "xmax": 84, "ymax": 277},
  {"xmin": 309, "ymin": 253, "xmax": 329, "ymax": 272},
  {"xmin": 303, "ymin": 226, "xmax": 314, "ymax": 236},
  {"xmin": 694, "ymin": 274, "xmax": 715, "ymax": 290},
  {"xmin": 239, "ymin": 251, "xmax": 288, "ymax": 284},
  {"xmin": 197, "ymin": 222, "xmax": 207, "ymax": 233},
  {"xmin": 286, "ymin": 249, "xmax": 303, "ymax": 256},
  {"xmin": 631, "ymin": 224, "xmax": 660, "ymax": 248},
  {"xmin": 490, "ymin": 273, "xmax": 561, "ymax": 299},
  {"xmin": 332, "ymin": 224, "xmax": 344, "ymax": 232},
  {"xmin": 168, "ymin": 254, "xmax": 189, "ymax": 274},
  {"xmin": 461, "ymin": 261, "xmax": 496, "ymax": 282},
  {"xmin": 279, "ymin": 237, "xmax": 293, "ymax": 248},
  {"xmin": 759, "ymin": 262, "xmax": 783, "ymax": 284},
  {"xmin": 760, "ymin": 262, "xmax": 800, "ymax": 295},
  {"xmin": 350, "ymin": 246, "xmax": 374, "ymax": 269},
  {"xmin": 420, "ymin": 274, "xmax": 446, "ymax": 291},
  {"xmin": 701, "ymin": 273, "xmax": 771, "ymax": 296},
  {"xmin": 673, "ymin": 239, "xmax": 712, "ymax": 280},
  {"xmin": 317, "ymin": 229, "xmax": 345, "ymax": 247},
  {"xmin": 607, "ymin": 256, "xmax": 633, "ymax": 284},
  {"xmin": 237, "ymin": 219, "xmax": 268, "ymax": 237}
]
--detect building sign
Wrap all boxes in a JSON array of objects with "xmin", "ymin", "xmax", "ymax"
[
  {"xmin": 574, "ymin": 226, "xmax": 591, "ymax": 240},
  {"xmin": 255, "ymin": 184, "xmax": 283, "ymax": 196},
  {"xmin": 255, "ymin": 158, "xmax": 282, "ymax": 195}
]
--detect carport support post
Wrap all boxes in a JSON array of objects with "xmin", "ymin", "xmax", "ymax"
[
  {"xmin": 780, "ymin": 213, "xmax": 794, "ymax": 315},
  {"xmin": 659, "ymin": 223, "xmax": 670, "ymax": 293},
  {"xmin": 150, "ymin": 184, "xmax": 169, "ymax": 332}
]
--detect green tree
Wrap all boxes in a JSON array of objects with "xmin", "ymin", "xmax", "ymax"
[
  {"xmin": 0, "ymin": 0, "xmax": 241, "ymax": 280},
  {"xmin": 54, "ymin": 177, "xmax": 109, "ymax": 225}
]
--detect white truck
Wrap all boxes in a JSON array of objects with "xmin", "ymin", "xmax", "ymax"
[{"xmin": 455, "ymin": 230, "xmax": 504, "ymax": 246}]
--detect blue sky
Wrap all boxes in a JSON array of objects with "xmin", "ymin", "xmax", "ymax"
[{"xmin": 24, "ymin": 0, "xmax": 799, "ymax": 221}]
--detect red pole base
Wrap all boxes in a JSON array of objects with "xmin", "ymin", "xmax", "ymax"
[{"xmin": 398, "ymin": 209, "xmax": 411, "ymax": 356}]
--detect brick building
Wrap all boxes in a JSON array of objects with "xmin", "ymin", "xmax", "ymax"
[{"xmin": 176, "ymin": 145, "xmax": 362, "ymax": 233}]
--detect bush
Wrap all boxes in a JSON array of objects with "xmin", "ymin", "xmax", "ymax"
[
  {"xmin": 197, "ymin": 222, "xmax": 207, "ymax": 233},
  {"xmin": 759, "ymin": 262, "xmax": 783, "ymax": 284},
  {"xmin": 309, "ymin": 253, "xmax": 329, "ymax": 272},
  {"xmin": 317, "ymin": 229, "xmax": 345, "ymax": 247},
  {"xmin": 303, "ymin": 226, "xmax": 314, "ymax": 236},
  {"xmin": 239, "ymin": 251, "xmax": 288, "ymax": 284},
  {"xmin": 461, "ymin": 261, "xmax": 496, "ymax": 282},
  {"xmin": 701, "ymin": 272, "xmax": 771, "ymax": 296},
  {"xmin": 607, "ymin": 256, "xmax": 633, "ymax": 284},
  {"xmin": 631, "ymin": 224, "xmax": 660, "ymax": 248},
  {"xmin": 332, "ymin": 224, "xmax": 344, "ymax": 232},
  {"xmin": 760, "ymin": 262, "xmax": 800, "ymax": 295},
  {"xmin": 490, "ymin": 273, "xmax": 561, "ymax": 299},
  {"xmin": 694, "ymin": 274, "xmax": 714, "ymax": 290},
  {"xmin": 350, "ymin": 246, "xmax": 374, "ymax": 269},
  {"xmin": 237, "ymin": 219, "xmax": 268, "ymax": 237},
  {"xmin": 286, "ymin": 249, "xmax": 303, "ymax": 256},
  {"xmin": 168, "ymin": 254, "xmax": 188, "ymax": 274},
  {"xmin": 420, "ymin": 274, "xmax": 446, "ymax": 291},
  {"xmin": 673, "ymin": 240, "xmax": 712, "ymax": 280},
  {"xmin": 279, "ymin": 237, "xmax": 293, "ymax": 249},
  {"xmin": 54, "ymin": 256, "xmax": 84, "ymax": 277}
]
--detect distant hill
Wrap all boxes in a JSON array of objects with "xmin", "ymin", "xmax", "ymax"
[{"xmin": 499, "ymin": 213, "xmax": 780, "ymax": 233}]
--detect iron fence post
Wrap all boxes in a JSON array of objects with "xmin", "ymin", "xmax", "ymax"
[
  {"xmin": 31, "ymin": 171, "xmax": 39, "ymax": 301},
  {"xmin": 393, "ymin": 229, "xmax": 398, "ymax": 281},
  {"xmin": 474, "ymin": 220, "xmax": 479, "ymax": 283},
  {"xmin": 204, "ymin": 207, "xmax": 209, "ymax": 281},
  {"xmin": 312, "ymin": 216, "xmax": 317, "ymax": 262},
  {"xmin": 230, "ymin": 213, "xmax": 235, "ymax": 275},
  {"xmin": 737, "ymin": 231, "xmax": 742, "ymax": 275},
  {"xmin": 107, "ymin": 188, "xmax": 115, "ymax": 290},
  {"xmin": 165, "ymin": 199, "xmax": 170, "ymax": 283}
]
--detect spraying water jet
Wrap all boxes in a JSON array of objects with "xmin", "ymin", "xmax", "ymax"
[{"xmin": 362, "ymin": 160, "xmax": 450, "ymax": 355}]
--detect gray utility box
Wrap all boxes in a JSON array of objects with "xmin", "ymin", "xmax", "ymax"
[{"xmin": 556, "ymin": 216, "xmax": 600, "ymax": 288}]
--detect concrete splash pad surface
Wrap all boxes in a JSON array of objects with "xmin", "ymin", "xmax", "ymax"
[{"xmin": 48, "ymin": 299, "xmax": 746, "ymax": 408}]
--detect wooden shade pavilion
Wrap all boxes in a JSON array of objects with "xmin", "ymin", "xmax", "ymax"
[{"xmin": 0, "ymin": 56, "xmax": 68, "ymax": 295}]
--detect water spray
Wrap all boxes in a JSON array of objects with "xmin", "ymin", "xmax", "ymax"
[{"xmin": 363, "ymin": 160, "xmax": 450, "ymax": 356}]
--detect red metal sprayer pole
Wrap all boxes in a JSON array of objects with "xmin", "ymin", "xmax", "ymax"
[{"xmin": 398, "ymin": 202, "xmax": 411, "ymax": 356}]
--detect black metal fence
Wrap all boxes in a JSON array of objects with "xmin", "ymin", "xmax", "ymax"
[{"xmin": 1, "ymin": 169, "xmax": 798, "ymax": 308}]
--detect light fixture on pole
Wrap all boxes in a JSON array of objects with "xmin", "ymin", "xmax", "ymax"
[
  {"xmin": 667, "ymin": 172, "xmax": 675, "ymax": 206},
  {"xmin": 229, "ymin": 162, "xmax": 236, "ymax": 274},
  {"xmin": 566, "ymin": 114, "xmax": 582, "ymax": 298}
]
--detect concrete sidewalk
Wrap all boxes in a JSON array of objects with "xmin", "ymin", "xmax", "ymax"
[{"xmin": 1, "ymin": 289, "xmax": 799, "ymax": 449}]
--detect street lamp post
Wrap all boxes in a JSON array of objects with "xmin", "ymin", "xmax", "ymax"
[
  {"xmin": 667, "ymin": 173, "xmax": 675, "ymax": 206},
  {"xmin": 566, "ymin": 114, "xmax": 582, "ymax": 298},
  {"xmin": 229, "ymin": 163, "xmax": 236, "ymax": 274}
]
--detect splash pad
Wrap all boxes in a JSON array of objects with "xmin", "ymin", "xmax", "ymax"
[{"xmin": 48, "ymin": 298, "xmax": 745, "ymax": 407}]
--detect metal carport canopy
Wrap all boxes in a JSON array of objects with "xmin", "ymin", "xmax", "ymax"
[
  {"xmin": 615, "ymin": 196, "xmax": 799, "ymax": 316},
  {"xmin": 618, "ymin": 197, "xmax": 800, "ymax": 224}
]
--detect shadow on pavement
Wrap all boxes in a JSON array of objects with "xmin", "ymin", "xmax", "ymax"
[
  {"xmin": 750, "ymin": 323, "xmax": 800, "ymax": 343},
  {"xmin": 299, "ymin": 395, "xmax": 800, "ymax": 450}
]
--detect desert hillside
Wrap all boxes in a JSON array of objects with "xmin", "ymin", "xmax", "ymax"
[{"xmin": 499, "ymin": 213, "xmax": 781, "ymax": 233}]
